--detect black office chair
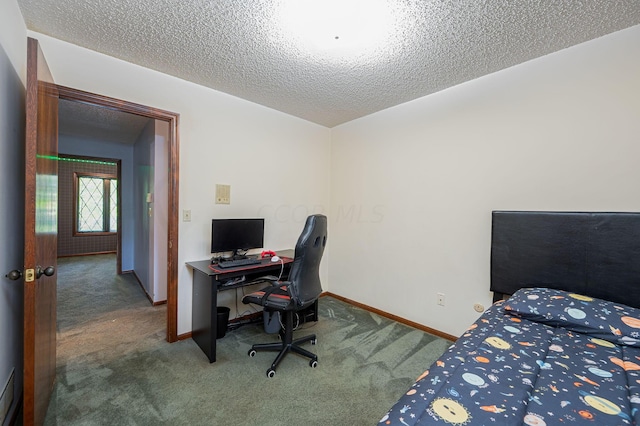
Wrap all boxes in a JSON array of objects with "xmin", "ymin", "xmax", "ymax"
[{"xmin": 242, "ymin": 214, "xmax": 327, "ymax": 377}]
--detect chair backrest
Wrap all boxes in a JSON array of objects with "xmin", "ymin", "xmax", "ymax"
[{"xmin": 288, "ymin": 214, "xmax": 327, "ymax": 307}]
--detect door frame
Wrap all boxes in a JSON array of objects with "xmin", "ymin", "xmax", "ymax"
[{"xmin": 56, "ymin": 85, "xmax": 180, "ymax": 342}]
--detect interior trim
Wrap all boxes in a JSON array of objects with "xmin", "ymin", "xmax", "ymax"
[
  {"xmin": 57, "ymin": 251, "xmax": 117, "ymax": 258},
  {"xmin": 323, "ymin": 292, "xmax": 458, "ymax": 342},
  {"xmin": 56, "ymin": 84, "xmax": 180, "ymax": 342},
  {"xmin": 175, "ymin": 292, "xmax": 459, "ymax": 342}
]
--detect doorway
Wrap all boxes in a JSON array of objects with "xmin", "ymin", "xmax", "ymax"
[
  {"xmin": 57, "ymin": 85, "xmax": 180, "ymax": 342},
  {"xmin": 57, "ymin": 153, "xmax": 121, "ymax": 264}
]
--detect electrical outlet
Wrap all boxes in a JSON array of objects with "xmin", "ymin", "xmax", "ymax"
[
  {"xmin": 474, "ymin": 303, "xmax": 485, "ymax": 313},
  {"xmin": 437, "ymin": 293, "xmax": 445, "ymax": 306}
]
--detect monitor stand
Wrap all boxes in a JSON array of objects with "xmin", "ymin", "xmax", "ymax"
[{"xmin": 231, "ymin": 249, "xmax": 249, "ymax": 260}]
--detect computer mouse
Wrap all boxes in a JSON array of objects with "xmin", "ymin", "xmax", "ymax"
[{"xmin": 271, "ymin": 256, "xmax": 281, "ymax": 262}]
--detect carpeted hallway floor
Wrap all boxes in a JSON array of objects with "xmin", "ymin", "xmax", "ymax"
[{"xmin": 44, "ymin": 254, "xmax": 451, "ymax": 425}]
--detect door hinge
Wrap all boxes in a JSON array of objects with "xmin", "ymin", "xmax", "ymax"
[{"xmin": 25, "ymin": 269, "xmax": 35, "ymax": 282}]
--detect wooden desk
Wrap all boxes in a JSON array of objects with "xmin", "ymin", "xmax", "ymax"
[{"xmin": 186, "ymin": 250, "xmax": 294, "ymax": 363}]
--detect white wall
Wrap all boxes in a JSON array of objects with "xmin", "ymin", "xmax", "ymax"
[
  {"xmin": 133, "ymin": 118, "xmax": 169, "ymax": 304},
  {"xmin": 29, "ymin": 32, "xmax": 332, "ymax": 335},
  {"xmin": 133, "ymin": 120, "xmax": 155, "ymax": 296},
  {"xmin": 153, "ymin": 121, "xmax": 169, "ymax": 302},
  {"xmin": 0, "ymin": 0, "xmax": 26, "ymax": 422},
  {"xmin": 330, "ymin": 25, "xmax": 640, "ymax": 337}
]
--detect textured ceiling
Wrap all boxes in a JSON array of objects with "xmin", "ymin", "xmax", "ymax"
[
  {"xmin": 59, "ymin": 99, "xmax": 153, "ymax": 145},
  {"xmin": 18, "ymin": 0, "xmax": 640, "ymax": 128}
]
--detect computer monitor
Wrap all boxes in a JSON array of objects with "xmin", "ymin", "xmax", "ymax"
[{"xmin": 211, "ymin": 218, "xmax": 264, "ymax": 257}]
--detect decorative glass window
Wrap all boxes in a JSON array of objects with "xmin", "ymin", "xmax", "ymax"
[{"xmin": 75, "ymin": 173, "xmax": 117, "ymax": 234}]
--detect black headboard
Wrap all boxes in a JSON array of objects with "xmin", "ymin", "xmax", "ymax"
[{"xmin": 491, "ymin": 211, "xmax": 640, "ymax": 308}]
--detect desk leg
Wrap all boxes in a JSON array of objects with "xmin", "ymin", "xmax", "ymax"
[{"xmin": 192, "ymin": 269, "xmax": 217, "ymax": 362}]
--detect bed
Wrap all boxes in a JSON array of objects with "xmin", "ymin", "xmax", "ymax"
[{"xmin": 379, "ymin": 211, "xmax": 640, "ymax": 426}]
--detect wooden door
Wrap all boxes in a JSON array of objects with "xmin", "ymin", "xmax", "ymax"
[{"xmin": 23, "ymin": 37, "xmax": 59, "ymax": 426}]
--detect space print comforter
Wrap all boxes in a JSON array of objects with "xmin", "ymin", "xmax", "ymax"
[{"xmin": 379, "ymin": 287, "xmax": 640, "ymax": 426}]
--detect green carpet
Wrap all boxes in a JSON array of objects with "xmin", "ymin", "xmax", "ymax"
[{"xmin": 44, "ymin": 254, "xmax": 451, "ymax": 425}]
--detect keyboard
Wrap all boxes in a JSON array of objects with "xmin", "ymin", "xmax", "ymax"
[{"xmin": 216, "ymin": 258, "xmax": 261, "ymax": 269}]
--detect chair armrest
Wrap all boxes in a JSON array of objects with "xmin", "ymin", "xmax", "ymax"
[{"xmin": 259, "ymin": 280, "xmax": 293, "ymax": 299}]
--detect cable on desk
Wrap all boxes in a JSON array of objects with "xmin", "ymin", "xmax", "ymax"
[
  {"xmin": 276, "ymin": 257, "xmax": 285, "ymax": 281},
  {"xmin": 235, "ymin": 287, "xmax": 258, "ymax": 319}
]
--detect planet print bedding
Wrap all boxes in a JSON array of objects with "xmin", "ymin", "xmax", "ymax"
[{"xmin": 379, "ymin": 288, "xmax": 640, "ymax": 425}]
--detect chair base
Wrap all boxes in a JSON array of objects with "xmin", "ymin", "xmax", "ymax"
[
  {"xmin": 248, "ymin": 310, "xmax": 318, "ymax": 377},
  {"xmin": 250, "ymin": 334, "xmax": 317, "ymax": 368}
]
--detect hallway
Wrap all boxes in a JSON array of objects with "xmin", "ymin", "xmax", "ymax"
[{"xmin": 46, "ymin": 254, "xmax": 166, "ymax": 424}]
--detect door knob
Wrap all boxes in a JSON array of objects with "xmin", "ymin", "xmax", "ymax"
[
  {"xmin": 5, "ymin": 270, "xmax": 22, "ymax": 280},
  {"xmin": 36, "ymin": 266, "xmax": 55, "ymax": 278}
]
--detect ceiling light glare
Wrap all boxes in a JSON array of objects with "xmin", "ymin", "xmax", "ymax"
[{"xmin": 275, "ymin": 0, "xmax": 396, "ymax": 58}]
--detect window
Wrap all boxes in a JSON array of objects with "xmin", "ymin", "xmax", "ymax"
[{"xmin": 75, "ymin": 173, "xmax": 118, "ymax": 234}]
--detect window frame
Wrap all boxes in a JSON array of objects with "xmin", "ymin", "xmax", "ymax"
[{"xmin": 73, "ymin": 171, "xmax": 118, "ymax": 236}]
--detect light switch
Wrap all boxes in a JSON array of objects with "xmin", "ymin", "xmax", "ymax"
[
  {"xmin": 216, "ymin": 184, "xmax": 231, "ymax": 204},
  {"xmin": 183, "ymin": 210, "xmax": 191, "ymax": 222}
]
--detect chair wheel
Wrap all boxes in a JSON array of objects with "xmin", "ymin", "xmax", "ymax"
[
  {"xmin": 248, "ymin": 349, "xmax": 257, "ymax": 357},
  {"xmin": 309, "ymin": 359, "xmax": 318, "ymax": 368},
  {"xmin": 267, "ymin": 368, "xmax": 276, "ymax": 378}
]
